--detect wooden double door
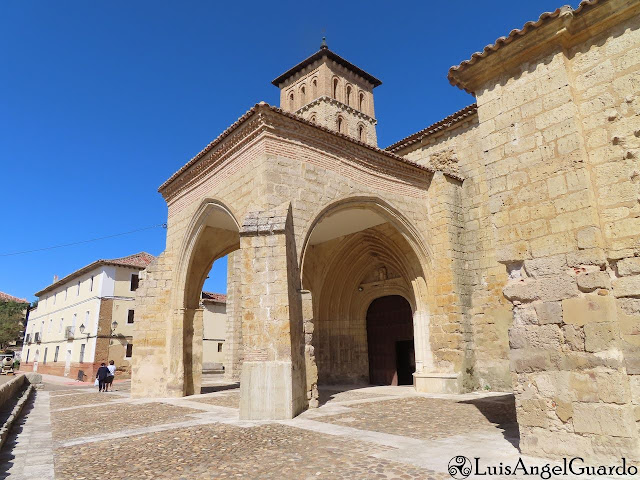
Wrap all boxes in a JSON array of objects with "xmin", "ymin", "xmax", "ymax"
[{"xmin": 366, "ymin": 295, "xmax": 415, "ymax": 386}]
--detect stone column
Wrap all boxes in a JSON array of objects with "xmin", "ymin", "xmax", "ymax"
[
  {"xmin": 224, "ymin": 251, "xmax": 243, "ymax": 381},
  {"xmin": 238, "ymin": 205, "xmax": 307, "ymax": 420},
  {"xmin": 301, "ymin": 290, "xmax": 318, "ymax": 408},
  {"xmin": 183, "ymin": 307, "xmax": 203, "ymax": 395}
]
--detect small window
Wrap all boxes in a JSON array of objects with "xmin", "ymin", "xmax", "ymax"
[
  {"xmin": 125, "ymin": 343, "xmax": 133, "ymax": 358},
  {"xmin": 359, "ymin": 125, "xmax": 365, "ymax": 142},
  {"xmin": 54, "ymin": 346, "xmax": 59, "ymax": 362},
  {"xmin": 130, "ymin": 274, "xmax": 139, "ymax": 291},
  {"xmin": 346, "ymin": 85, "xmax": 352, "ymax": 106},
  {"xmin": 79, "ymin": 344, "xmax": 85, "ymax": 363},
  {"xmin": 337, "ymin": 117, "xmax": 343, "ymax": 133},
  {"xmin": 59, "ymin": 318, "xmax": 63, "ymax": 333},
  {"xmin": 333, "ymin": 78, "xmax": 339, "ymax": 99},
  {"xmin": 43, "ymin": 347, "xmax": 48, "ymax": 364},
  {"xmin": 77, "ymin": 281, "xmax": 81, "ymax": 296},
  {"xmin": 289, "ymin": 92, "xmax": 294, "ymax": 110},
  {"xmin": 48, "ymin": 318, "xmax": 52, "ymax": 333},
  {"xmin": 309, "ymin": 115, "xmax": 316, "ymax": 124},
  {"xmin": 218, "ymin": 343, "xmax": 223, "ymax": 353},
  {"xmin": 90, "ymin": 276, "xmax": 94, "ymax": 291},
  {"xmin": 64, "ymin": 288, "xmax": 67, "ymax": 301},
  {"xmin": 127, "ymin": 309, "xmax": 135, "ymax": 324},
  {"xmin": 312, "ymin": 78, "xmax": 317, "ymax": 97},
  {"xmin": 85, "ymin": 310, "xmax": 89, "ymax": 324},
  {"xmin": 300, "ymin": 85, "xmax": 305, "ymax": 102},
  {"xmin": 26, "ymin": 350, "xmax": 29, "ymax": 363},
  {"xmin": 359, "ymin": 92, "xmax": 365, "ymax": 111},
  {"xmin": 53, "ymin": 293, "xmax": 56, "ymax": 305}
]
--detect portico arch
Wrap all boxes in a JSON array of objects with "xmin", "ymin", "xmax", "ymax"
[
  {"xmin": 299, "ymin": 197, "xmax": 436, "ymax": 404},
  {"xmin": 166, "ymin": 199, "xmax": 240, "ymax": 397}
]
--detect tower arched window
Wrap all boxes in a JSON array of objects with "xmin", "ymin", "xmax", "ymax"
[
  {"xmin": 359, "ymin": 92, "xmax": 365, "ymax": 111},
  {"xmin": 310, "ymin": 115, "xmax": 316, "ymax": 124},
  {"xmin": 289, "ymin": 92, "xmax": 294, "ymax": 110},
  {"xmin": 312, "ymin": 78, "xmax": 317, "ymax": 98},
  {"xmin": 333, "ymin": 78, "xmax": 339, "ymax": 99},
  {"xmin": 346, "ymin": 85, "xmax": 352, "ymax": 106},
  {"xmin": 300, "ymin": 85, "xmax": 306, "ymax": 103},
  {"xmin": 337, "ymin": 117, "xmax": 343, "ymax": 133},
  {"xmin": 358, "ymin": 125, "xmax": 365, "ymax": 142}
]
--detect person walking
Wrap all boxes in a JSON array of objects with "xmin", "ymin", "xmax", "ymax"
[
  {"xmin": 96, "ymin": 363, "xmax": 109, "ymax": 392},
  {"xmin": 105, "ymin": 360, "xmax": 116, "ymax": 392}
]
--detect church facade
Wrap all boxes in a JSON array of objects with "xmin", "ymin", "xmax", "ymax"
[{"xmin": 132, "ymin": 0, "xmax": 640, "ymax": 462}]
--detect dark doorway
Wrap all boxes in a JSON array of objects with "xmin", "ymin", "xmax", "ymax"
[{"xmin": 366, "ymin": 295, "xmax": 415, "ymax": 386}]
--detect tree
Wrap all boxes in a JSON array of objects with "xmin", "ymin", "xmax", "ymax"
[{"xmin": 0, "ymin": 301, "xmax": 26, "ymax": 350}]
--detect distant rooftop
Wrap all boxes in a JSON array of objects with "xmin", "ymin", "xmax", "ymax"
[
  {"xmin": 0, "ymin": 291, "xmax": 29, "ymax": 304},
  {"xmin": 202, "ymin": 291, "xmax": 227, "ymax": 304},
  {"xmin": 35, "ymin": 252, "xmax": 155, "ymax": 297}
]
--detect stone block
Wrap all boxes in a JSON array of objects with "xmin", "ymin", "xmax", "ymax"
[
  {"xmin": 535, "ymin": 301, "xmax": 562, "ymax": 324},
  {"xmin": 240, "ymin": 361, "xmax": 301, "ymax": 420},
  {"xmin": 577, "ymin": 226, "xmax": 604, "ymax": 249},
  {"xmin": 503, "ymin": 280, "xmax": 539, "ymax": 302},
  {"xmin": 613, "ymin": 275, "xmax": 640, "ymax": 298},
  {"xmin": 562, "ymin": 324, "xmax": 585, "ymax": 351},
  {"xmin": 577, "ymin": 271, "xmax": 612, "ymax": 291},
  {"xmin": 584, "ymin": 322, "xmax": 619, "ymax": 352},
  {"xmin": 518, "ymin": 398, "xmax": 549, "ymax": 427},
  {"xmin": 562, "ymin": 295, "xmax": 617, "ymax": 326},
  {"xmin": 538, "ymin": 275, "xmax": 580, "ymax": 302},
  {"xmin": 566, "ymin": 248, "xmax": 607, "ymax": 268},
  {"xmin": 572, "ymin": 403, "xmax": 637, "ymax": 437},
  {"xmin": 595, "ymin": 372, "xmax": 631, "ymax": 404},
  {"xmin": 523, "ymin": 255, "xmax": 566, "ymax": 277},
  {"xmin": 618, "ymin": 258, "xmax": 640, "ymax": 276}
]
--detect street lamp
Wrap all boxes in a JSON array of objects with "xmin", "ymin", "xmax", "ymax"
[
  {"xmin": 79, "ymin": 324, "xmax": 86, "ymax": 334},
  {"xmin": 111, "ymin": 320, "xmax": 118, "ymax": 336}
]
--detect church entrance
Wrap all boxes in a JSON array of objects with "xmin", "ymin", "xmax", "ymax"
[{"xmin": 366, "ymin": 295, "xmax": 415, "ymax": 386}]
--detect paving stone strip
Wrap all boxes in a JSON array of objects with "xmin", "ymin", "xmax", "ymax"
[{"xmin": 0, "ymin": 391, "xmax": 55, "ymax": 480}]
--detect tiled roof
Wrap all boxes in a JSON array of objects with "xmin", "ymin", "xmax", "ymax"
[
  {"xmin": 272, "ymin": 47, "xmax": 382, "ymax": 87},
  {"xmin": 385, "ymin": 104, "xmax": 478, "ymax": 153},
  {"xmin": 35, "ymin": 251, "xmax": 155, "ymax": 297},
  {"xmin": 0, "ymin": 291, "xmax": 29, "ymax": 304},
  {"xmin": 448, "ymin": 0, "xmax": 601, "ymax": 92},
  {"xmin": 202, "ymin": 291, "xmax": 227, "ymax": 304},
  {"xmin": 158, "ymin": 102, "xmax": 463, "ymax": 195}
]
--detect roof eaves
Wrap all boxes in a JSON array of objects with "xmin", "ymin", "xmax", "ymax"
[
  {"xmin": 385, "ymin": 104, "xmax": 478, "ymax": 153},
  {"xmin": 448, "ymin": 0, "xmax": 602, "ymax": 92}
]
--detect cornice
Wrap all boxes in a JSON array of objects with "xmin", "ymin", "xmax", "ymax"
[
  {"xmin": 296, "ymin": 96, "xmax": 377, "ymax": 124},
  {"xmin": 448, "ymin": 0, "xmax": 639, "ymax": 93},
  {"xmin": 159, "ymin": 102, "xmax": 464, "ymax": 204}
]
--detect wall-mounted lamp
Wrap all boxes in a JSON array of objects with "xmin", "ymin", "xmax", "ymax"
[
  {"xmin": 110, "ymin": 320, "xmax": 118, "ymax": 336},
  {"xmin": 79, "ymin": 323, "xmax": 86, "ymax": 334}
]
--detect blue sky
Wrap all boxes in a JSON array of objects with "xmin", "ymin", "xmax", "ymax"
[{"xmin": 0, "ymin": 0, "xmax": 579, "ymax": 301}]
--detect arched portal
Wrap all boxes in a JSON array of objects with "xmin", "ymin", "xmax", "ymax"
[
  {"xmin": 167, "ymin": 200, "xmax": 241, "ymax": 397},
  {"xmin": 299, "ymin": 198, "xmax": 432, "ymax": 404},
  {"xmin": 366, "ymin": 295, "xmax": 415, "ymax": 386}
]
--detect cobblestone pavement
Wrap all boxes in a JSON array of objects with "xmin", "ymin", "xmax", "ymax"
[
  {"xmin": 0, "ymin": 378, "xmax": 554, "ymax": 479},
  {"xmin": 51, "ymin": 401, "xmax": 202, "ymax": 441},
  {"xmin": 315, "ymin": 395, "xmax": 518, "ymax": 440}
]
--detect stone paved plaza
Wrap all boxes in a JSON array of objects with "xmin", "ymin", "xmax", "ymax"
[{"xmin": 0, "ymin": 374, "xmax": 586, "ymax": 480}]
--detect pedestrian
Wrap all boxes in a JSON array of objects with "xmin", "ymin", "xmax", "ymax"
[
  {"xmin": 105, "ymin": 360, "xmax": 116, "ymax": 392},
  {"xmin": 96, "ymin": 362, "xmax": 109, "ymax": 392}
]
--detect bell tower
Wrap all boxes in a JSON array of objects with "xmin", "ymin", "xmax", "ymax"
[{"xmin": 272, "ymin": 39, "xmax": 382, "ymax": 146}]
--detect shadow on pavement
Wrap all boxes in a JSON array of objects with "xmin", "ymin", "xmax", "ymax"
[{"xmin": 460, "ymin": 394, "xmax": 520, "ymax": 450}]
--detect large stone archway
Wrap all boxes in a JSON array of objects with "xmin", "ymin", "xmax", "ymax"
[{"xmin": 131, "ymin": 104, "xmax": 473, "ymax": 420}]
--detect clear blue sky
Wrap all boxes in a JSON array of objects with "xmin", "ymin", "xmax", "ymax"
[{"xmin": 1, "ymin": 0, "xmax": 578, "ymax": 302}]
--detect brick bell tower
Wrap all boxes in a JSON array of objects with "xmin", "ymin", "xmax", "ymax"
[{"xmin": 272, "ymin": 38, "xmax": 382, "ymax": 146}]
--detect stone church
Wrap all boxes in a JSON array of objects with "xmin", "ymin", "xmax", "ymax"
[{"xmin": 132, "ymin": 0, "xmax": 640, "ymax": 462}]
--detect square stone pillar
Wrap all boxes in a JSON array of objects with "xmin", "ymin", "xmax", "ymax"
[{"xmin": 238, "ymin": 205, "xmax": 307, "ymax": 420}]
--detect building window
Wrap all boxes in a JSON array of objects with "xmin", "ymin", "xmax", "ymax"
[
  {"xmin": 48, "ymin": 318, "xmax": 52, "ymax": 333},
  {"xmin": 72, "ymin": 313, "xmax": 77, "ymax": 332},
  {"xmin": 54, "ymin": 346, "xmax": 59, "ymax": 362},
  {"xmin": 289, "ymin": 92, "xmax": 294, "ymax": 110},
  {"xmin": 346, "ymin": 85, "xmax": 352, "ymax": 106},
  {"xmin": 300, "ymin": 85, "xmax": 305, "ymax": 103},
  {"xmin": 359, "ymin": 125, "xmax": 365, "ymax": 142},
  {"xmin": 218, "ymin": 343, "xmax": 223, "ymax": 353},
  {"xmin": 59, "ymin": 318, "xmax": 64, "ymax": 333},
  {"xmin": 26, "ymin": 350, "xmax": 29, "ymax": 363},
  {"xmin": 64, "ymin": 288, "xmax": 67, "ymax": 301},
  {"xmin": 79, "ymin": 344, "xmax": 85, "ymax": 363},
  {"xmin": 312, "ymin": 78, "xmax": 317, "ymax": 97},
  {"xmin": 333, "ymin": 78, "xmax": 339, "ymax": 99},
  {"xmin": 77, "ymin": 281, "xmax": 81, "ymax": 296},
  {"xmin": 127, "ymin": 309, "xmax": 135, "ymax": 324},
  {"xmin": 130, "ymin": 274, "xmax": 139, "ymax": 291},
  {"xmin": 125, "ymin": 343, "xmax": 133, "ymax": 358},
  {"xmin": 53, "ymin": 293, "xmax": 56, "ymax": 305},
  {"xmin": 309, "ymin": 115, "xmax": 316, "ymax": 124},
  {"xmin": 359, "ymin": 92, "xmax": 365, "ymax": 111},
  {"xmin": 90, "ymin": 276, "xmax": 94, "ymax": 291},
  {"xmin": 43, "ymin": 347, "xmax": 48, "ymax": 364},
  {"xmin": 337, "ymin": 117, "xmax": 343, "ymax": 133}
]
